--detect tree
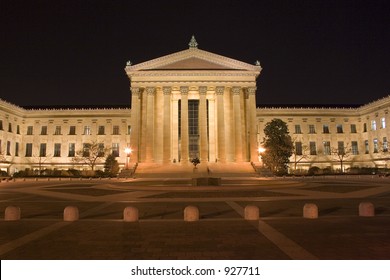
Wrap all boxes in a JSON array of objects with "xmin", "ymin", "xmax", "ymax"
[
  {"xmin": 261, "ymin": 119, "xmax": 293, "ymax": 175},
  {"xmin": 72, "ymin": 141, "xmax": 110, "ymax": 171},
  {"xmin": 331, "ymin": 142, "xmax": 352, "ymax": 173},
  {"xmin": 104, "ymin": 154, "xmax": 119, "ymax": 176},
  {"xmin": 291, "ymin": 138, "xmax": 310, "ymax": 173}
]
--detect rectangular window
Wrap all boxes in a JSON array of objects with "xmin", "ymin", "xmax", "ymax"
[
  {"xmin": 69, "ymin": 126, "xmax": 76, "ymax": 135},
  {"xmin": 308, "ymin": 125, "xmax": 316, "ymax": 134},
  {"xmin": 309, "ymin": 142, "xmax": 317, "ymax": 155},
  {"xmin": 371, "ymin": 120, "xmax": 377, "ymax": 131},
  {"xmin": 54, "ymin": 143, "xmax": 61, "ymax": 157},
  {"xmin": 68, "ymin": 143, "xmax": 75, "ymax": 157},
  {"xmin": 323, "ymin": 125, "xmax": 329, "ymax": 134},
  {"xmin": 8, "ymin": 123, "xmax": 12, "ymax": 132},
  {"xmin": 112, "ymin": 143, "xmax": 119, "ymax": 157},
  {"xmin": 294, "ymin": 125, "xmax": 302, "ymax": 134},
  {"xmin": 98, "ymin": 126, "xmax": 105, "ymax": 135},
  {"xmin": 84, "ymin": 126, "xmax": 91, "ymax": 135},
  {"xmin": 363, "ymin": 123, "xmax": 367, "ymax": 132},
  {"xmin": 6, "ymin": 141, "xmax": 11, "ymax": 155},
  {"xmin": 350, "ymin": 124, "xmax": 357, "ymax": 133},
  {"xmin": 352, "ymin": 141, "xmax": 359, "ymax": 155},
  {"xmin": 25, "ymin": 143, "xmax": 33, "ymax": 157},
  {"xmin": 15, "ymin": 142, "xmax": 19, "ymax": 156},
  {"xmin": 338, "ymin": 141, "xmax": 345, "ymax": 155},
  {"xmin": 39, "ymin": 143, "xmax": 46, "ymax": 157},
  {"xmin": 364, "ymin": 140, "xmax": 369, "ymax": 154},
  {"xmin": 381, "ymin": 117, "xmax": 386, "ymax": 129},
  {"xmin": 383, "ymin": 137, "xmax": 388, "ymax": 152},
  {"xmin": 373, "ymin": 138, "xmax": 379, "ymax": 153},
  {"xmin": 41, "ymin": 126, "xmax": 47, "ymax": 135},
  {"xmin": 127, "ymin": 125, "xmax": 131, "ymax": 135},
  {"xmin": 0, "ymin": 120, "xmax": 3, "ymax": 130},
  {"xmin": 16, "ymin": 125, "xmax": 20, "ymax": 134},
  {"xmin": 27, "ymin": 126, "xmax": 33, "ymax": 135},
  {"xmin": 112, "ymin": 125, "xmax": 120, "ymax": 135},
  {"xmin": 98, "ymin": 143, "xmax": 105, "ymax": 157},
  {"xmin": 323, "ymin": 141, "xmax": 331, "ymax": 155},
  {"xmin": 336, "ymin": 124, "xmax": 343, "ymax": 133},
  {"xmin": 83, "ymin": 143, "xmax": 90, "ymax": 157},
  {"xmin": 295, "ymin": 142, "xmax": 302, "ymax": 155},
  {"xmin": 54, "ymin": 126, "xmax": 61, "ymax": 135}
]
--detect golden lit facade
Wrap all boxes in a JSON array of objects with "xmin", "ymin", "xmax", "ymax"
[{"xmin": 1, "ymin": 39, "xmax": 389, "ymax": 174}]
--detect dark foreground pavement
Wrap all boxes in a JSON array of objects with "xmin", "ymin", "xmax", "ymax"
[{"xmin": 1, "ymin": 177, "xmax": 390, "ymax": 259}]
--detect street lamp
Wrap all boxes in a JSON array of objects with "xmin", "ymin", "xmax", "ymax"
[
  {"xmin": 258, "ymin": 147, "xmax": 266, "ymax": 167},
  {"xmin": 124, "ymin": 147, "xmax": 132, "ymax": 169}
]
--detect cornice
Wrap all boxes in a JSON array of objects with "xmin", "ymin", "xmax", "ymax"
[{"xmin": 128, "ymin": 70, "xmax": 260, "ymax": 77}]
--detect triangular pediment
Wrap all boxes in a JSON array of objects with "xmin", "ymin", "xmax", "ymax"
[
  {"xmin": 126, "ymin": 47, "xmax": 261, "ymax": 72},
  {"xmin": 155, "ymin": 57, "xmax": 234, "ymax": 70}
]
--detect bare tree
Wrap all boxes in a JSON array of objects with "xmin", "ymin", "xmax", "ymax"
[
  {"xmin": 331, "ymin": 142, "xmax": 352, "ymax": 173},
  {"xmin": 291, "ymin": 139, "xmax": 310, "ymax": 173},
  {"xmin": 72, "ymin": 141, "xmax": 110, "ymax": 171}
]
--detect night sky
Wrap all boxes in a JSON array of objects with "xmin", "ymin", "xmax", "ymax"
[{"xmin": 1, "ymin": 0, "xmax": 390, "ymax": 108}]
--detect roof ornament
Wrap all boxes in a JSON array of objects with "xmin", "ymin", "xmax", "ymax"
[
  {"xmin": 188, "ymin": 35, "xmax": 198, "ymax": 49},
  {"xmin": 255, "ymin": 60, "xmax": 261, "ymax": 66},
  {"xmin": 126, "ymin": 60, "xmax": 132, "ymax": 66}
]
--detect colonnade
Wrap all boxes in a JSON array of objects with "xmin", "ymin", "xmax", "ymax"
[{"xmin": 129, "ymin": 86, "xmax": 258, "ymax": 164}]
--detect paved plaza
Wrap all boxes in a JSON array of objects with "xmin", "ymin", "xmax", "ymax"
[{"xmin": 1, "ymin": 176, "xmax": 390, "ymax": 259}]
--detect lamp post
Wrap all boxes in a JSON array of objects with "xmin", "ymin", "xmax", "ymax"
[
  {"xmin": 124, "ymin": 147, "xmax": 132, "ymax": 170},
  {"xmin": 258, "ymin": 147, "xmax": 266, "ymax": 167}
]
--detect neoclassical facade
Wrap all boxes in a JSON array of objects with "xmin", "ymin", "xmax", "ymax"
[
  {"xmin": 0, "ymin": 38, "xmax": 389, "ymax": 174},
  {"xmin": 125, "ymin": 37, "xmax": 261, "ymax": 164}
]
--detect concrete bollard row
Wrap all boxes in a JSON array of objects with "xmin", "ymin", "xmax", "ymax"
[
  {"xmin": 303, "ymin": 203, "xmax": 318, "ymax": 219},
  {"xmin": 3, "ymin": 203, "xmax": 376, "ymax": 222},
  {"xmin": 244, "ymin": 205, "xmax": 260, "ymax": 220},
  {"xmin": 359, "ymin": 202, "xmax": 375, "ymax": 217}
]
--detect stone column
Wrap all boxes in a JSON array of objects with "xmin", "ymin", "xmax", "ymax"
[
  {"xmin": 130, "ymin": 87, "xmax": 141, "ymax": 162},
  {"xmin": 163, "ymin": 87, "xmax": 172, "ymax": 163},
  {"xmin": 199, "ymin": 86, "xmax": 208, "ymax": 162},
  {"xmin": 180, "ymin": 86, "xmax": 189, "ymax": 163},
  {"xmin": 172, "ymin": 98, "xmax": 179, "ymax": 162},
  {"xmin": 216, "ymin": 86, "xmax": 226, "ymax": 162},
  {"xmin": 232, "ymin": 87, "xmax": 243, "ymax": 161},
  {"xmin": 208, "ymin": 97, "xmax": 216, "ymax": 162},
  {"xmin": 247, "ymin": 87, "xmax": 258, "ymax": 162},
  {"xmin": 140, "ymin": 90, "xmax": 147, "ymax": 162},
  {"xmin": 145, "ymin": 87, "xmax": 155, "ymax": 162}
]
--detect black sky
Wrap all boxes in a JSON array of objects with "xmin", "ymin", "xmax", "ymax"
[{"xmin": 1, "ymin": 0, "xmax": 390, "ymax": 107}]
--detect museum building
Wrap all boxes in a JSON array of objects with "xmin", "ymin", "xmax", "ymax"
[{"xmin": 1, "ymin": 37, "xmax": 389, "ymax": 175}]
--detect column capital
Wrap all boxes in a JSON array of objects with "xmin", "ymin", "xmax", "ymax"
[
  {"xmin": 163, "ymin": 87, "xmax": 172, "ymax": 95},
  {"xmin": 246, "ymin": 87, "xmax": 257, "ymax": 95},
  {"xmin": 146, "ymin": 87, "xmax": 156, "ymax": 95},
  {"xmin": 180, "ymin": 86, "xmax": 189, "ymax": 95},
  {"xmin": 130, "ymin": 87, "xmax": 141, "ymax": 96},
  {"xmin": 216, "ymin": 86, "xmax": 225, "ymax": 95},
  {"xmin": 231, "ymin": 87, "xmax": 241, "ymax": 95},
  {"xmin": 199, "ymin": 86, "xmax": 207, "ymax": 95}
]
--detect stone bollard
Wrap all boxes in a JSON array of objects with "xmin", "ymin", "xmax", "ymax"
[
  {"xmin": 244, "ymin": 205, "xmax": 260, "ymax": 220},
  {"xmin": 63, "ymin": 206, "xmax": 79, "ymax": 221},
  {"xmin": 303, "ymin": 203, "xmax": 318, "ymax": 219},
  {"xmin": 359, "ymin": 202, "xmax": 375, "ymax": 217},
  {"xmin": 184, "ymin": 206, "xmax": 199, "ymax": 222},
  {"xmin": 5, "ymin": 206, "xmax": 21, "ymax": 221},
  {"xmin": 123, "ymin": 206, "xmax": 139, "ymax": 222}
]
